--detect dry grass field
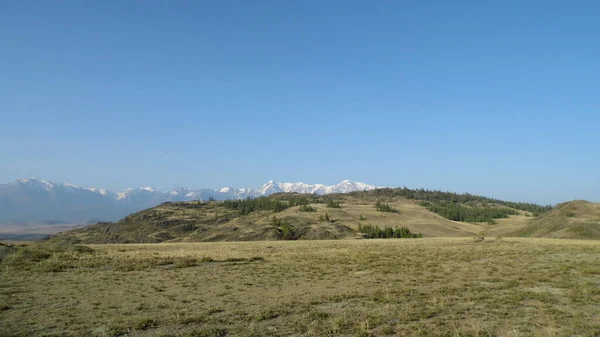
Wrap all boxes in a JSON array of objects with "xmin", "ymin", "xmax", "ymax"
[
  {"xmin": 2, "ymin": 238, "xmax": 600, "ymax": 337},
  {"xmin": 50, "ymin": 196, "xmax": 542, "ymax": 244}
]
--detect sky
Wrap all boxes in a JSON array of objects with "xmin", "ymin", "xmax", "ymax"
[{"xmin": 1, "ymin": 1, "xmax": 599, "ymax": 204}]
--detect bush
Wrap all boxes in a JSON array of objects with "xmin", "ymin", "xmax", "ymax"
[
  {"xmin": 181, "ymin": 223, "xmax": 196, "ymax": 231},
  {"xmin": 287, "ymin": 196, "xmax": 311, "ymax": 207},
  {"xmin": 299, "ymin": 204, "xmax": 315, "ymax": 212},
  {"xmin": 175, "ymin": 257, "xmax": 197, "ymax": 268},
  {"xmin": 271, "ymin": 217, "xmax": 296, "ymax": 240},
  {"xmin": 318, "ymin": 213, "xmax": 331, "ymax": 222}
]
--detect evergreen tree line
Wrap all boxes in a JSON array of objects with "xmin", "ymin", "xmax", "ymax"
[
  {"xmin": 223, "ymin": 197, "xmax": 289, "ymax": 215},
  {"xmin": 375, "ymin": 201, "xmax": 398, "ymax": 213},
  {"xmin": 358, "ymin": 223, "xmax": 422, "ymax": 238},
  {"xmin": 420, "ymin": 201, "xmax": 519, "ymax": 222},
  {"xmin": 368, "ymin": 188, "xmax": 552, "ymax": 215}
]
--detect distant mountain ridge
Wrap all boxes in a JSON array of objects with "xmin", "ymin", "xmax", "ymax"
[{"xmin": 0, "ymin": 178, "xmax": 379, "ymax": 225}]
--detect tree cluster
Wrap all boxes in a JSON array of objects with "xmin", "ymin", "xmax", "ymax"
[
  {"xmin": 270, "ymin": 216, "xmax": 296, "ymax": 240},
  {"xmin": 326, "ymin": 199, "xmax": 341, "ymax": 208},
  {"xmin": 420, "ymin": 201, "xmax": 518, "ymax": 222},
  {"xmin": 298, "ymin": 204, "xmax": 315, "ymax": 212},
  {"xmin": 223, "ymin": 197, "xmax": 289, "ymax": 215},
  {"xmin": 358, "ymin": 223, "xmax": 422, "ymax": 238},
  {"xmin": 370, "ymin": 188, "xmax": 552, "ymax": 215},
  {"xmin": 375, "ymin": 201, "xmax": 398, "ymax": 213},
  {"xmin": 287, "ymin": 196, "xmax": 311, "ymax": 207}
]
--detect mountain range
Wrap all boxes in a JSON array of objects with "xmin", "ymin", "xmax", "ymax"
[{"xmin": 0, "ymin": 178, "xmax": 378, "ymax": 225}]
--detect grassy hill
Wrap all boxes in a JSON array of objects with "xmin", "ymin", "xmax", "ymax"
[
  {"xmin": 49, "ymin": 187, "xmax": 557, "ymax": 243},
  {"xmin": 513, "ymin": 200, "xmax": 600, "ymax": 239}
]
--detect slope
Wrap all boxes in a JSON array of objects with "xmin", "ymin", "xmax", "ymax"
[
  {"xmin": 49, "ymin": 189, "xmax": 538, "ymax": 243},
  {"xmin": 513, "ymin": 200, "xmax": 600, "ymax": 239}
]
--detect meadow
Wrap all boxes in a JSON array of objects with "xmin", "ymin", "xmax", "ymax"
[{"xmin": 2, "ymin": 238, "xmax": 600, "ymax": 337}]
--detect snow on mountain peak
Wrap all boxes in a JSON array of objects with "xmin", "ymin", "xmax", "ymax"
[
  {"xmin": 17, "ymin": 177, "xmax": 55, "ymax": 191},
  {"xmin": 87, "ymin": 188, "xmax": 109, "ymax": 196},
  {"xmin": 219, "ymin": 187, "xmax": 236, "ymax": 193},
  {"xmin": 11, "ymin": 177, "xmax": 379, "ymax": 202}
]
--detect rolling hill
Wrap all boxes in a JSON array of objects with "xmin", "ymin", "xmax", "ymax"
[
  {"xmin": 513, "ymin": 200, "xmax": 600, "ymax": 239},
  {"xmin": 50, "ymin": 188, "xmax": 556, "ymax": 244}
]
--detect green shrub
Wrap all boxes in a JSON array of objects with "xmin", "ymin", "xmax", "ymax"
[
  {"xmin": 299, "ymin": 204, "xmax": 315, "ymax": 212},
  {"xmin": 326, "ymin": 199, "xmax": 341, "ymax": 208},
  {"xmin": 375, "ymin": 201, "xmax": 398, "ymax": 213},
  {"xmin": 271, "ymin": 216, "xmax": 296, "ymax": 240},
  {"xmin": 358, "ymin": 223, "xmax": 421, "ymax": 238}
]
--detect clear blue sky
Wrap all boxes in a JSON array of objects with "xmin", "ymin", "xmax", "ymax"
[{"xmin": 1, "ymin": 1, "xmax": 598, "ymax": 204}]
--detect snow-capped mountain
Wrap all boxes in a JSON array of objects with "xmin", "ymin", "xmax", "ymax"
[
  {"xmin": 0, "ymin": 178, "xmax": 379, "ymax": 225},
  {"xmin": 0, "ymin": 178, "xmax": 130, "ymax": 225}
]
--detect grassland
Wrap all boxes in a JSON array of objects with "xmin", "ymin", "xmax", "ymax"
[
  {"xmin": 2, "ymin": 238, "xmax": 600, "ymax": 337},
  {"xmin": 514, "ymin": 200, "xmax": 600, "ymax": 239},
  {"xmin": 50, "ymin": 197, "xmax": 532, "ymax": 244}
]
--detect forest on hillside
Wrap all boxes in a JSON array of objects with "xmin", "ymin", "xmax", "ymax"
[{"xmin": 364, "ymin": 188, "xmax": 552, "ymax": 216}]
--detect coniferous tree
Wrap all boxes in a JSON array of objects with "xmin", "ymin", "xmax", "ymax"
[
  {"xmin": 358, "ymin": 223, "xmax": 422, "ymax": 239},
  {"xmin": 375, "ymin": 201, "xmax": 398, "ymax": 213},
  {"xmin": 223, "ymin": 197, "xmax": 289, "ymax": 215}
]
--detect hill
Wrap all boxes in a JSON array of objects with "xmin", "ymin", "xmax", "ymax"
[
  {"xmin": 513, "ymin": 200, "xmax": 600, "ymax": 239},
  {"xmin": 50, "ymin": 188, "xmax": 548, "ymax": 243}
]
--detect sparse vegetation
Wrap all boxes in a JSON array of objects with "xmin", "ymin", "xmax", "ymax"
[
  {"xmin": 318, "ymin": 213, "xmax": 330, "ymax": 222},
  {"xmin": 298, "ymin": 204, "xmax": 315, "ymax": 212},
  {"xmin": 45, "ymin": 191, "xmax": 588, "ymax": 245},
  {"xmin": 2, "ymin": 239, "xmax": 600, "ymax": 336},
  {"xmin": 326, "ymin": 199, "xmax": 341, "ymax": 208},
  {"xmin": 375, "ymin": 201, "xmax": 398, "ymax": 213},
  {"xmin": 514, "ymin": 200, "xmax": 600, "ymax": 239},
  {"xmin": 286, "ymin": 196, "xmax": 312, "ymax": 206},
  {"xmin": 270, "ymin": 216, "xmax": 296, "ymax": 240}
]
